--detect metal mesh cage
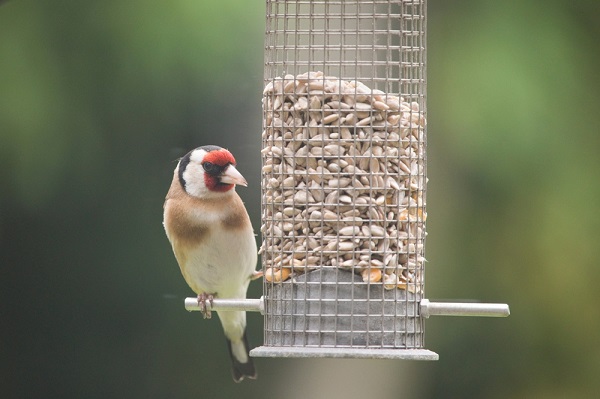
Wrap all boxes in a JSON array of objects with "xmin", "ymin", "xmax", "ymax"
[{"xmin": 257, "ymin": 0, "xmax": 431, "ymax": 358}]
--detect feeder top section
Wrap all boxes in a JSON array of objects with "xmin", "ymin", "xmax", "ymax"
[{"xmin": 264, "ymin": 0, "xmax": 426, "ymax": 96}]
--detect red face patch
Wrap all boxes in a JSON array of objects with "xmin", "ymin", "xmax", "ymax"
[
  {"xmin": 203, "ymin": 149, "xmax": 236, "ymax": 167},
  {"xmin": 203, "ymin": 149, "xmax": 237, "ymax": 192}
]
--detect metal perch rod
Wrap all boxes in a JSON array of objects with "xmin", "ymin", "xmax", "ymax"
[
  {"xmin": 184, "ymin": 297, "xmax": 509, "ymax": 318},
  {"xmin": 420, "ymin": 299, "xmax": 510, "ymax": 318},
  {"xmin": 184, "ymin": 297, "xmax": 264, "ymax": 314}
]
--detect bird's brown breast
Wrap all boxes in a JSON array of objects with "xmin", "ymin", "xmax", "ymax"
[{"xmin": 163, "ymin": 171, "xmax": 252, "ymax": 249}]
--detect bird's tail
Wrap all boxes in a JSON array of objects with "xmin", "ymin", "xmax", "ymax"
[{"xmin": 226, "ymin": 331, "xmax": 257, "ymax": 382}]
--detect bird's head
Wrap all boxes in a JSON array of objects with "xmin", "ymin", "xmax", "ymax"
[{"xmin": 177, "ymin": 145, "xmax": 247, "ymax": 198}]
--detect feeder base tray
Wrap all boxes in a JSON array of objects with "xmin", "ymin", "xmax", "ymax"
[{"xmin": 250, "ymin": 346, "xmax": 438, "ymax": 360}]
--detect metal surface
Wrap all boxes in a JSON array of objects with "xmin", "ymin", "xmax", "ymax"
[
  {"xmin": 184, "ymin": 298, "xmax": 264, "ymax": 314},
  {"xmin": 184, "ymin": 297, "xmax": 510, "ymax": 319},
  {"xmin": 263, "ymin": 268, "xmax": 422, "ymax": 348},
  {"xmin": 250, "ymin": 347, "xmax": 438, "ymax": 360},
  {"xmin": 420, "ymin": 299, "xmax": 510, "ymax": 318},
  {"xmin": 264, "ymin": 0, "xmax": 427, "ymax": 96},
  {"xmin": 260, "ymin": 0, "xmax": 428, "ymax": 356}
]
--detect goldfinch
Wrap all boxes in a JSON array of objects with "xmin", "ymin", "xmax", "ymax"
[{"xmin": 163, "ymin": 145, "xmax": 258, "ymax": 382}]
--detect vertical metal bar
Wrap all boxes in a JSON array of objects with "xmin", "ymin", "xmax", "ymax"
[{"xmin": 419, "ymin": 0, "xmax": 428, "ymax": 348}]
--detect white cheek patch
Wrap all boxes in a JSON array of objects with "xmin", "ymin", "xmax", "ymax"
[
  {"xmin": 179, "ymin": 149, "xmax": 209, "ymax": 197},
  {"xmin": 182, "ymin": 161, "xmax": 209, "ymax": 197}
]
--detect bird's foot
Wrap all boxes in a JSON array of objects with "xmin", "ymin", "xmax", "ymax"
[
  {"xmin": 197, "ymin": 293, "xmax": 215, "ymax": 319},
  {"xmin": 250, "ymin": 270, "xmax": 263, "ymax": 281}
]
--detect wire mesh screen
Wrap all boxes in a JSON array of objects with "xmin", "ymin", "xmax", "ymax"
[{"xmin": 259, "ymin": 0, "xmax": 427, "ymax": 355}]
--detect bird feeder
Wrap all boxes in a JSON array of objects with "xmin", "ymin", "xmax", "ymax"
[{"xmin": 185, "ymin": 0, "xmax": 509, "ymax": 360}]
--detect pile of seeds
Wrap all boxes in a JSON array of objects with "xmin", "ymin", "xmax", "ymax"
[{"xmin": 260, "ymin": 71, "xmax": 426, "ymax": 292}]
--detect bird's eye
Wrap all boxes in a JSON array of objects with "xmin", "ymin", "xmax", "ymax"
[{"xmin": 202, "ymin": 162, "xmax": 221, "ymax": 175}]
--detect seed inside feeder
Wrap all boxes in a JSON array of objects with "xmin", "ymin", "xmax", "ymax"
[{"xmin": 261, "ymin": 72, "xmax": 426, "ymax": 292}]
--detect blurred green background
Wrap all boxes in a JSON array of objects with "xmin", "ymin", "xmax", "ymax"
[{"xmin": 1, "ymin": 0, "xmax": 599, "ymax": 398}]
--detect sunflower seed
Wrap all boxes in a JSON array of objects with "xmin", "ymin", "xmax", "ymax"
[{"xmin": 262, "ymin": 73, "xmax": 427, "ymax": 289}]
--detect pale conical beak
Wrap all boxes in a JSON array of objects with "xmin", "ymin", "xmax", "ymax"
[{"xmin": 220, "ymin": 164, "xmax": 248, "ymax": 187}]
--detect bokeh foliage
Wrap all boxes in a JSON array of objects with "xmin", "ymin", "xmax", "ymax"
[{"xmin": 1, "ymin": 1, "xmax": 598, "ymax": 398}]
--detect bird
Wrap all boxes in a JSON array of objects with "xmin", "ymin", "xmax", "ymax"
[{"xmin": 163, "ymin": 145, "xmax": 260, "ymax": 382}]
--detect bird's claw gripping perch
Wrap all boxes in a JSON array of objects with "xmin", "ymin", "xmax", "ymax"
[{"xmin": 197, "ymin": 293, "xmax": 215, "ymax": 319}]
